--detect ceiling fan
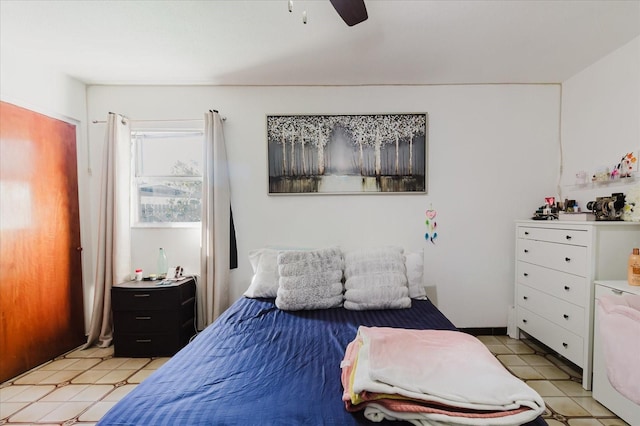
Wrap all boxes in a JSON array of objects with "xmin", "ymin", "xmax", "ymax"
[{"xmin": 329, "ymin": 0, "xmax": 368, "ymax": 26}]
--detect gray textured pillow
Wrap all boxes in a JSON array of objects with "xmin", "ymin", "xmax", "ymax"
[{"xmin": 275, "ymin": 247, "xmax": 344, "ymax": 311}]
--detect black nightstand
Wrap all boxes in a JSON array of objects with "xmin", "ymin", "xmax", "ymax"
[{"xmin": 111, "ymin": 277, "xmax": 197, "ymax": 357}]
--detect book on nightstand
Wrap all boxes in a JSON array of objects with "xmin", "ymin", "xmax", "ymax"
[{"xmin": 558, "ymin": 212, "xmax": 596, "ymax": 221}]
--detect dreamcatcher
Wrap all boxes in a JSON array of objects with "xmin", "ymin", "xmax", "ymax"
[{"xmin": 425, "ymin": 207, "xmax": 437, "ymax": 244}]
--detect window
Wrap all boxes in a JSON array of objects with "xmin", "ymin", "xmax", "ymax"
[{"xmin": 132, "ymin": 130, "xmax": 203, "ymax": 226}]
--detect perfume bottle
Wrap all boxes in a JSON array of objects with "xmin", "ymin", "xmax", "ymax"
[{"xmin": 157, "ymin": 248, "xmax": 168, "ymax": 279}]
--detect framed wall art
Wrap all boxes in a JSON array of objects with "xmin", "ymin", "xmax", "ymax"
[{"xmin": 267, "ymin": 113, "xmax": 428, "ymax": 194}]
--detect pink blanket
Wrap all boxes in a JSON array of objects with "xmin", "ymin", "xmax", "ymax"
[
  {"xmin": 341, "ymin": 327, "xmax": 545, "ymax": 425},
  {"xmin": 597, "ymin": 294, "xmax": 640, "ymax": 404}
]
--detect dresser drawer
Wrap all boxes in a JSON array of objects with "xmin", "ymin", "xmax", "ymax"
[
  {"xmin": 517, "ymin": 284, "xmax": 585, "ymax": 336},
  {"xmin": 517, "ymin": 306, "xmax": 583, "ymax": 366},
  {"xmin": 518, "ymin": 226, "xmax": 589, "ymax": 246},
  {"xmin": 516, "ymin": 261, "xmax": 587, "ymax": 306},
  {"xmin": 517, "ymin": 239, "xmax": 587, "ymax": 276},
  {"xmin": 112, "ymin": 286, "xmax": 181, "ymax": 311}
]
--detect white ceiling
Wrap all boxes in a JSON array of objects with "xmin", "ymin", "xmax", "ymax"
[{"xmin": 1, "ymin": 0, "xmax": 639, "ymax": 86}]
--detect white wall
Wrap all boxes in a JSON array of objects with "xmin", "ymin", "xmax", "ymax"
[
  {"xmin": 0, "ymin": 51, "xmax": 93, "ymax": 331},
  {"xmin": 87, "ymin": 84, "xmax": 560, "ymax": 327},
  {"xmin": 561, "ymin": 36, "xmax": 640, "ymax": 207}
]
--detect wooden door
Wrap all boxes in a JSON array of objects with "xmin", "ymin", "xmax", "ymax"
[{"xmin": 0, "ymin": 101, "xmax": 85, "ymax": 382}]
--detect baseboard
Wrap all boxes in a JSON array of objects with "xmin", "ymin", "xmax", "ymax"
[{"xmin": 459, "ymin": 327, "xmax": 507, "ymax": 336}]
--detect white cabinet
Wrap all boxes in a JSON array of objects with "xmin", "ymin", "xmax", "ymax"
[
  {"xmin": 593, "ymin": 280, "xmax": 640, "ymax": 425},
  {"xmin": 515, "ymin": 220, "xmax": 640, "ymax": 389}
]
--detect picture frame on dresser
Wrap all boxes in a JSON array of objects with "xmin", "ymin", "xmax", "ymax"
[{"xmin": 514, "ymin": 220, "xmax": 640, "ymax": 390}]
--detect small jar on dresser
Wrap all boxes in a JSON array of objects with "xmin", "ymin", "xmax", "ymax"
[
  {"xmin": 111, "ymin": 277, "xmax": 197, "ymax": 357},
  {"xmin": 514, "ymin": 220, "xmax": 640, "ymax": 390}
]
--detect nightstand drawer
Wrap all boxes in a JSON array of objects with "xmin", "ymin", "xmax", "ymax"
[
  {"xmin": 518, "ymin": 226, "xmax": 589, "ymax": 246},
  {"xmin": 112, "ymin": 286, "xmax": 181, "ymax": 311},
  {"xmin": 113, "ymin": 333, "xmax": 183, "ymax": 357},
  {"xmin": 517, "ymin": 283, "xmax": 585, "ymax": 336},
  {"xmin": 113, "ymin": 310, "xmax": 179, "ymax": 333},
  {"xmin": 516, "ymin": 261, "xmax": 587, "ymax": 305},
  {"xmin": 517, "ymin": 239, "xmax": 587, "ymax": 276}
]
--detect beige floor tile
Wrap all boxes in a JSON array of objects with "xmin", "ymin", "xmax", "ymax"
[
  {"xmin": 38, "ymin": 369, "xmax": 82, "ymax": 384},
  {"xmin": 64, "ymin": 358, "xmax": 103, "ymax": 371},
  {"xmin": 505, "ymin": 341, "xmax": 536, "ymax": 354},
  {"xmin": 476, "ymin": 335, "xmax": 501, "ymax": 344},
  {"xmin": 39, "ymin": 401, "xmax": 93, "ymax": 422},
  {"xmin": 0, "ymin": 384, "xmax": 55, "ymax": 402},
  {"xmin": 521, "ymin": 354, "xmax": 553, "ymax": 366},
  {"xmin": 598, "ymin": 419, "xmax": 631, "ymax": 425},
  {"xmin": 552, "ymin": 380, "xmax": 593, "ymax": 397},
  {"xmin": 146, "ymin": 357, "xmax": 170, "ymax": 369},
  {"xmin": 8, "ymin": 401, "xmax": 62, "ymax": 422},
  {"xmin": 545, "ymin": 419, "xmax": 567, "ymax": 426},
  {"xmin": 95, "ymin": 369, "xmax": 136, "ymax": 384},
  {"xmin": 39, "ymin": 358, "xmax": 82, "ymax": 370},
  {"xmin": 0, "ymin": 401, "xmax": 28, "ymax": 419},
  {"xmin": 13, "ymin": 370, "xmax": 58, "ymax": 385},
  {"xmin": 93, "ymin": 357, "xmax": 133, "ymax": 370},
  {"xmin": 495, "ymin": 335, "xmax": 516, "ymax": 344},
  {"xmin": 485, "ymin": 344, "xmax": 513, "ymax": 355},
  {"xmin": 71, "ymin": 369, "xmax": 113, "ymax": 384},
  {"xmin": 526, "ymin": 380, "xmax": 565, "ymax": 397},
  {"xmin": 118, "ymin": 358, "xmax": 151, "ymax": 370},
  {"xmin": 544, "ymin": 396, "xmax": 591, "ymax": 417},
  {"xmin": 534, "ymin": 365, "xmax": 571, "ymax": 380},
  {"xmin": 572, "ymin": 397, "xmax": 615, "ymax": 417},
  {"xmin": 128, "ymin": 369, "xmax": 155, "ymax": 383},
  {"xmin": 79, "ymin": 401, "xmax": 118, "ymax": 422},
  {"xmin": 567, "ymin": 419, "xmax": 606, "ymax": 426},
  {"xmin": 103, "ymin": 384, "xmax": 137, "ymax": 401},
  {"xmin": 507, "ymin": 365, "xmax": 544, "ymax": 380},
  {"xmin": 497, "ymin": 354, "xmax": 527, "ymax": 366},
  {"xmin": 40, "ymin": 384, "xmax": 113, "ymax": 402}
]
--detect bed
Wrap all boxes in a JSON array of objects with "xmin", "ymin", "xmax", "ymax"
[{"xmin": 98, "ymin": 247, "xmax": 547, "ymax": 425}]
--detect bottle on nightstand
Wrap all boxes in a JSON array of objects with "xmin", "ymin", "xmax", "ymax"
[{"xmin": 157, "ymin": 247, "xmax": 168, "ymax": 279}]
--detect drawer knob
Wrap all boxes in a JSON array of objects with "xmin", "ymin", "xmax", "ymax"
[
  {"xmin": 522, "ymin": 319, "xmax": 527, "ymax": 323},
  {"xmin": 135, "ymin": 316, "xmax": 152, "ymax": 320},
  {"xmin": 524, "ymin": 249, "xmax": 529, "ymax": 253},
  {"xmin": 562, "ymin": 342, "xmax": 568, "ymax": 348},
  {"xmin": 565, "ymin": 235, "xmax": 572, "ymax": 240},
  {"xmin": 523, "ymin": 273, "xmax": 529, "ymax": 277},
  {"xmin": 134, "ymin": 293, "xmax": 151, "ymax": 298},
  {"xmin": 523, "ymin": 296, "xmax": 528, "ymax": 300},
  {"xmin": 563, "ymin": 314, "xmax": 569, "ymax": 320},
  {"xmin": 564, "ymin": 285, "xmax": 570, "ymax": 291},
  {"xmin": 136, "ymin": 339, "xmax": 152, "ymax": 343},
  {"xmin": 612, "ymin": 289, "xmax": 623, "ymax": 295},
  {"xmin": 524, "ymin": 231, "xmax": 529, "ymax": 235},
  {"xmin": 565, "ymin": 257, "xmax": 571, "ymax": 262}
]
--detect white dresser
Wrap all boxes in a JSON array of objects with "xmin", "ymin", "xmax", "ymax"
[
  {"xmin": 592, "ymin": 280, "xmax": 640, "ymax": 425},
  {"xmin": 514, "ymin": 220, "xmax": 640, "ymax": 389}
]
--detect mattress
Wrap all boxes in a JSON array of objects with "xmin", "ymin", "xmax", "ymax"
[{"xmin": 98, "ymin": 297, "xmax": 547, "ymax": 425}]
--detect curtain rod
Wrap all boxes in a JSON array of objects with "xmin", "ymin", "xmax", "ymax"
[{"xmin": 92, "ymin": 114, "xmax": 226, "ymax": 124}]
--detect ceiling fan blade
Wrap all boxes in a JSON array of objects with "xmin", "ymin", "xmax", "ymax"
[{"xmin": 329, "ymin": 0, "xmax": 368, "ymax": 26}]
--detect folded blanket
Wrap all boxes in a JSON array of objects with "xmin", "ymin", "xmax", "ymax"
[
  {"xmin": 345, "ymin": 286, "xmax": 409, "ymax": 304},
  {"xmin": 344, "ymin": 272, "xmax": 407, "ymax": 290},
  {"xmin": 279, "ymin": 270, "xmax": 343, "ymax": 290},
  {"xmin": 344, "ymin": 297, "xmax": 411, "ymax": 311},
  {"xmin": 341, "ymin": 327, "xmax": 545, "ymax": 425},
  {"xmin": 597, "ymin": 294, "xmax": 640, "ymax": 404},
  {"xmin": 275, "ymin": 291, "xmax": 343, "ymax": 311}
]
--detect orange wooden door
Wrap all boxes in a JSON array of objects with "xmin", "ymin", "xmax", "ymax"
[{"xmin": 0, "ymin": 101, "xmax": 85, "ymax": 382}]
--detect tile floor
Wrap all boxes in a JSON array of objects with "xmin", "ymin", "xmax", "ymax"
[{"xmin": 0, "ymin": 335, "xmax": 629, "ymax": 425}]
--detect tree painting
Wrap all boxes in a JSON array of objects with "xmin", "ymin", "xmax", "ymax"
[{"xmin": 267, "ymin": 113, "xmax": 427, "ymax": 194}]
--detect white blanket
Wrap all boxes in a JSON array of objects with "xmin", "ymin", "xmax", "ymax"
[{"xmin": 352, "ymin": 327, "xmax": 545, "ymax": 425}]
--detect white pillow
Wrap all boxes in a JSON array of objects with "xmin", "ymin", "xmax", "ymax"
[
  {"xmin": 405, "ymin": 250, "xmax": 427, "ymax": 299},
  {"xmin": 243, "ymin": 248, "xmax": 279, "ymax": 298}
]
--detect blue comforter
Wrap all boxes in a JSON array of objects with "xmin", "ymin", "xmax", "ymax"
[{"xmin": 98, "ymin": 297, "xmax": 546, "ymax": 425}]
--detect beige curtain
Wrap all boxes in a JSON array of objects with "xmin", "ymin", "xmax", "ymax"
[
  {"xmin": 198, "ymin": 110, "xmax": 231, "ymax": 328},
  {"xmin": 84, "ymin": 113, "xmax": 131, "ymax": 348}
]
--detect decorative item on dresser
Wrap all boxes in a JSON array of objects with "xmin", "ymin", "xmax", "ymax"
[
  {"xmin": 592, "ymin": 280, "xmax": 640, "ymax": 425},
  {"xmin": 514, "ymin": 220, "xmax": 640, "ymax": 390},
  {"xmin": 111, "ymin": 277, "xmax": 197, "ymax": 357}
]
